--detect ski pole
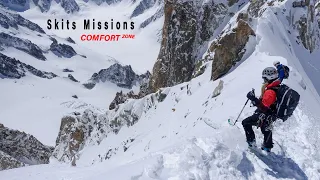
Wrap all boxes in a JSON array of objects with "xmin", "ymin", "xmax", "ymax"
[
  {"xmin": 233, "ymin": 88, "xmax": 254, "ymax": 125},
  {"xmin": 233, "ymin": 98, "xmax": 250, "ymax": 125}
]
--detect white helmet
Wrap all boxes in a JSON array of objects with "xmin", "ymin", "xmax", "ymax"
[
  {"xmin": 273, "ymin": 60, "xmax": 280, "ymax": 67},
  {"xmin": 262, "ymin": 67, "xmax": 278, "ymax": 81}
]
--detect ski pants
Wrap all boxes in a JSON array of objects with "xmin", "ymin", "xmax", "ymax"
[{"xmin": 242, "ymin": 112, "xmax": 273, "ymax": 148}]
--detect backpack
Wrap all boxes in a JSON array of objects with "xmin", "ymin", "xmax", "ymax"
[
  {"xmin": 275, "ymin": 84, "xmax": 300, "ymax": 121},
  {"xmin": 282, "ymin": 65, "xmax": 290, "ymax": 79}
]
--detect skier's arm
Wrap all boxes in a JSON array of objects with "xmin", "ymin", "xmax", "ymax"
[
  {"xmin": 250, "ymin": 90, "xmax": 276, "ymax": 113},
  {"xmin": 278, "ymin": 67, "xmax": 285, "ymax": 81}
]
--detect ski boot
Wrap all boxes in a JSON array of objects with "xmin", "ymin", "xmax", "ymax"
[
  {"xmin": 261, "ymin": 143, "xmax": 272, "ymax": 152},
  {"xmin": 247, "ymin": 140, "xmax": 256, "ymax": 148}
]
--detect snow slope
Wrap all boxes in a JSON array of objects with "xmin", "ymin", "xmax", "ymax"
[{"xmin": 1, "ymin": 1, "xmax": 320, "ymax": 179}]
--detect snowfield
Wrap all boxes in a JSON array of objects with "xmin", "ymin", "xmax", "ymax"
[
  {"xmin": 21, "ymin": 0, "xmax": 163, "ymax": 73},
  {"xmin": 1, "ymin": 0, "xmax": 320, "ymax": 179}
]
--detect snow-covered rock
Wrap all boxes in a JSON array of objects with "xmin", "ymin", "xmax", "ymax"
[
  {"xmin": 83, "ymin": 63, "xmax": 150, "ymax": 89},
  {"xmin": 0, "ymin": 123, "xmax": 54, "ymax": 170},
  {"xmin": 0, "ymin": 150, "xmax": 25, "ymax": 171},
  {"xmin": 52, "ymin": 110, "xmax": 110, "ymax": 164},
  {"xmin": 32, "ymin": 0, "xmax": 51, "ymax": 12},
  {"xmin": 0, "ymin": 0, "xmax": 30, "ymax": 12},
  {"xmin": 50, "ymin": 39, "xmax": 77, "ymax": 58},
  {"xmin": 67, "ymin": 74, "xmax": 79, "ymax": 82},
  {"xmin": 109, "ymin": 90, "xmax": 139, "ymax": 110},
  {"xmin": 0, "ymin": 33, "xmax": 46, "ymax": 61},
  {"xmin": 0, "ymin": 53, "xmax": 56, "ymax": 79},
  {"xmin": 1, "ymin": 0, "xmax": 80, "ymax": 13},
  {"xmin": 140, "ymin": 4, "xmax": 163, "ymax": 28},
  {"xmin": 65, "ymin": 37, "xmax": 75, "ymax": 44},
  {"xmin": 62, "ymin": 68, "xmax": 74, "ymax": 72},
  {"xmin": 53, "ymin": 89, "xmax": 169, "ymax": 164},
  {"xmin": 60, "ymin": 0, "xmax": 79, "ymax": 14},
  {"xmin": 131, "ymin": 0, "xmax": 157, "ymax": 18},
  {"xmin": 0, "ymin": 8, "xmax": 45, "ymax": 33},
  {"xmin": 292, "ymin": 0, "xmax": 320, "ymax": 52}
]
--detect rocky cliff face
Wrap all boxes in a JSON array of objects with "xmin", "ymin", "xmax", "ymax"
[
  {"xmin": 0, "ymin": 53, "xmax": 57, "ymax": 79},
  {"xmin": 83, "ymin": 63, "xmax": 150, "ymax": 89},
  {"xmin": 0, "ymin": 123, "xmax": 54, "ymax": 170},
  {"xmin": 293, "ymin": 0, "xmax": 320, "ymax": 52},
  {"xmin": 53, "ymin": 89, "xmax": 169, "ymax": 164},
  {"xmin": 209, "ymin": 18, "xmax": 255, "ymax": 80},
  {"xmin": 149, "ymin": 0, "xmax": 234, "ymax": 92}
]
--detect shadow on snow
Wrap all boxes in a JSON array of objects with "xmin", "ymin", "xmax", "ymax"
[{"xmin": 239, "ymin": 150, "xmax": 308, "ymax": 180}]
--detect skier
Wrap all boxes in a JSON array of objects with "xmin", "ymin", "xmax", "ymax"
[
  {"xmin": 242, "ymin": 67, "xmax": 279, "ymax": 152},
  {"xmin": 260, "ymin": 61, "xmax": 290, "ymax": 97},
  {"xmin": 273, "ymin": 61, "xmax": 286, "ymax": 82},
  {"xmin": 265, "ymin": 61, "xmax": 290, "ymax": 89}
]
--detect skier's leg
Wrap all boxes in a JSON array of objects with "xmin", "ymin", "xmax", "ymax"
[
  {"xmin": 242, "ymin": 113, "xmax": 259, "ymax": 143},
  {"xmin": 261, "ymin": 124, "xmax": 273, "ymax": 149}
]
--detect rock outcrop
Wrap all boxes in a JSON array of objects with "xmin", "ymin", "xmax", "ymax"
[
  {"xmin": 109, "ymin": 91, "xmax": 140, "ymax": 110},
  {"xmin": 140, "ymin": 5, "xmax": 164, "ymax": 28},
  {"xmin": 0, "ymin": 8, "xmax": 45, "ymax": 33},
  {"xmin": 66, "ymin": 37, "xmax": 76, "ymax": 44},
  {"xmin": 209, "ymin": 18, "xmax": 255, "ymax": 80},
  {"xmin": 149, "ymin": 0, "xmax": 230, "ymax": 92},
  {"xmin": 108, "ymin": 70, "xmax": 151, "ymax": 110},
  {"xmin": 53, "ymin": 111, "xmax": 108, "ymax": 163},
  {"xmin": 0, "ymin": 0, "xmax": 30, "ymax": 12},
  {"xmin": 63, "ymin": 68, "xmax": 74, "ymax": 72},
  {"xmin": 0, "ymin": 53, "xmax": 57, "ymax": 79},
  {"xmin": 60, "ymin": 0, "xmax": 79, "ymax": 14},
  {"xmin": 0, "ymin": 150, "xmax": 25, "ymax": 171},
  {"xmin": 53, "ymin": 89, "xmax": 169, "ymax": 164},
  {"xmin": 0, "ymin": 123, "xmax": 54, "ymax": 170},
  {"xmin": 83, "ymin": 63, "xmax": 150, "ymax": 89},
  {"xmin": 91, "ymin": 0, "xmax": 121, "ymax": 5},
  {"xmin": 247, "ymin": 0, "xmax": 266, "ymax": 18},
  {"xmin": 0, "ymin": 33, "xmax": 46, "ymax": 60},
  {"xmin": 212, "ymin": 80, "xmax": 224, "ymax": 98},
  {"xmin": 50, "ymin": 39, "xmax": 77, "ymax": 58},
  {"xmin": 32, "ymin": 0, "xmax": 51, "ymax": 12},
  {"xmin": 68, "ymin": 74, "xmax": 79, "ymax": 82},
  {"xmin": 131, "ymin": 0, "xmax": 158, "ymax": 18}
]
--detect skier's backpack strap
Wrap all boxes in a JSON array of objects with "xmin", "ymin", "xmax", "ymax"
[
  {"xmin": 283, "ymin": 65, "xmax": 290, "ymax": 79},
  {"xmin": 276, "ymin": 84, "xmax": 300, "ymax": 121}
]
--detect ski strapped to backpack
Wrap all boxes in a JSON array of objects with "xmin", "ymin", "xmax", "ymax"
[{"xmin": 275, "ymin": 84, "xmax": 300, "ymax": 121}]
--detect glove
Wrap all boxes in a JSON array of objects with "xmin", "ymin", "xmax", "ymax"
[
  {"xmin": 247, "ymin": 90, "xmax": 258, "ymax": 106},
  {"xmin": 246, "ymin": 90, "xmax": 256, "ymax": 101}
]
